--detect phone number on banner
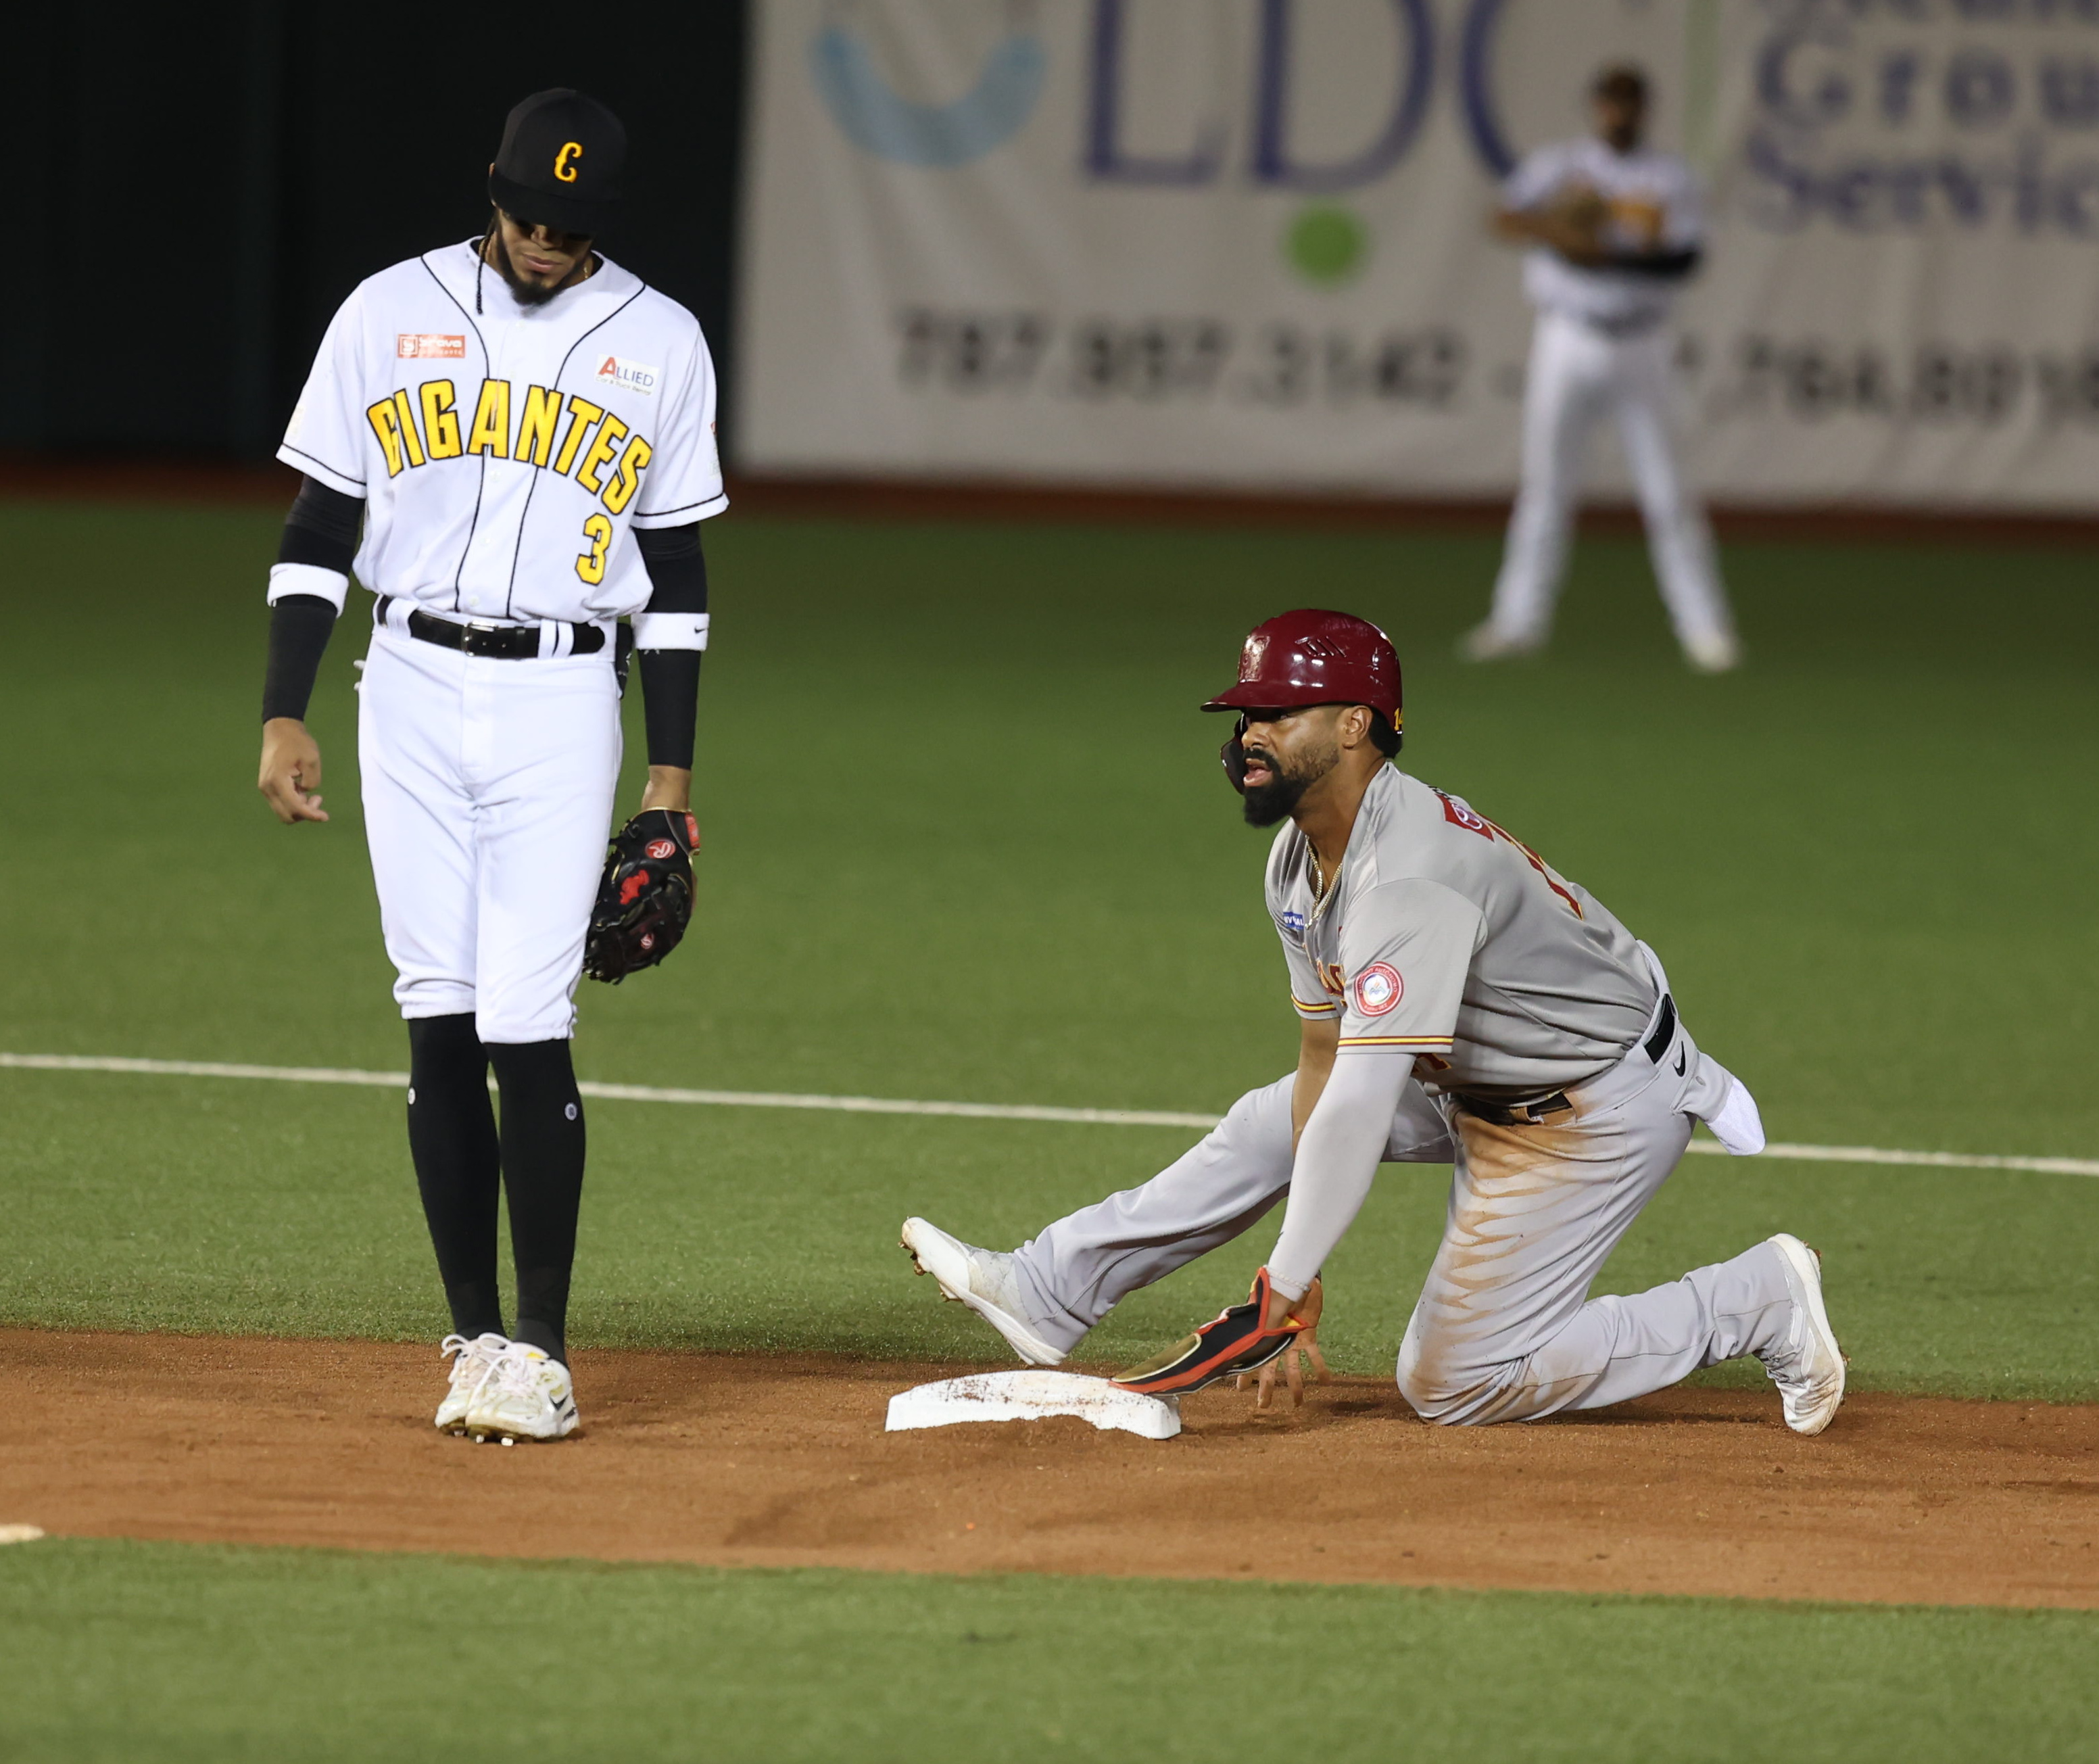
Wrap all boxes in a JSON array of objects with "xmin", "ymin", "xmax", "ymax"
[
  {"xmin": 896, "ymin": 308, "xmax": 1468, "ymax": 409},
  {"xmin": 1714, "ymin": 335, "xmax": 2099, "ymax": 429}
]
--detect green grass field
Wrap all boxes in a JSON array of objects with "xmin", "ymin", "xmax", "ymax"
[
  {"xmin": 6, "ymin": 1539, "xmax": 2096, "ymax": 1764},
  {"xmin": 2, "ymin": 499, "xmax": 2096, "ymax": 1759}
]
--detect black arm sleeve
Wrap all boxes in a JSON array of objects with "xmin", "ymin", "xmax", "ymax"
[
  {"xmin": 1607, "ymin": 245, "xmax": 1702, "ymax": 281},
  {"xmin": 262, "ymin": 596, "xmax": 338, "ymax": 723},
  {"xmin": 633, "ymin": 521, "xmax": 708, "ymax": 612},
  {"xmin": 637, "ymin": 649, "xmax": 703, "ymax": 770},
  {"xmin": 262, "ymin": 476, "xmax": 362, "ymax": 723},
  {"xmin": 634, "ymin": 523, "xmax": 708, "ymax": 769},
  {"xmin": 278, "ymin": 476, "xmax": 365, "ymax": 571}
]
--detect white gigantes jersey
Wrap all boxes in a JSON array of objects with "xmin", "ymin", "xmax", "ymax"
[
  {"xmin": 278, "ymin": 241, "xmax": 726, "ymax": 624},
  {"xmin": 1503, "ymin": 139, "xmax": 1702, "ymax": 329}
]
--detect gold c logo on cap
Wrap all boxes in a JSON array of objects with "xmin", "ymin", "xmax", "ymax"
[{"xmin": 554, "ymin": 141, "xmax": 583, "ymax": 183}]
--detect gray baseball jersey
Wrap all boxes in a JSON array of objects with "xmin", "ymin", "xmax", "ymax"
[
  {"xmin": 994, "ymin": 767, "xmax": 1782, "ymax": 1427},
  {"xmin": 1266, "ymin": 766, "xmax": 1653, "ymax": 1099}
]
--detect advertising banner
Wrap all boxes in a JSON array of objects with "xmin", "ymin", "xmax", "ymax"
[{"xmin": 738, "ymin": 1, "xmax": 2099, "ymax": 510}]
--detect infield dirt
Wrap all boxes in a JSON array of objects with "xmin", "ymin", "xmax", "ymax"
[{"xmin": 4, "ymin": 1329, "xmax": 2094, "ymax": 1608}]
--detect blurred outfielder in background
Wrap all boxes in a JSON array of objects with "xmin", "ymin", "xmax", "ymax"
[
  {"xmin": 1469, "ymin": 64, "xmax": 1737, "ymax": 672},
  {"xmin": 739, "ymin": 1, "xmax": 2099, "ymax": 515}
]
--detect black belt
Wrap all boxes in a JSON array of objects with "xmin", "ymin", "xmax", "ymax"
[
  {"xmin": 1455, "ymin": 993, "xmax": 1677, "ymax": 1128},
  {"xmin": 1455, "ymin": 1091, "xmax": 1575, "ymax": 1128},
  {"xmin": 377, "ymin": 597, "xmax": 604, "ymax": 659}
]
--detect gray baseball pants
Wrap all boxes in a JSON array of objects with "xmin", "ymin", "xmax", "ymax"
[{"xmin": 1005, "ymin": 1003, "xmax": 1795, "ymax": 1425}]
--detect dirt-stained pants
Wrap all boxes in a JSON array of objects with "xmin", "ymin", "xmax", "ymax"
[
  {"xmin": 1394, "ymin": 1009, "xmax": 1790, "ymax": 1424},
  {"xmin": 1006, "ymin": 1005, "xmax": 1793, "ymax": 1425}
]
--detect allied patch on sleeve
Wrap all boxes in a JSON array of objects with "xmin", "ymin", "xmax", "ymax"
[{"xmin": 1352, "ymin": 962, "xmax": 1403, "ymax": 1016}]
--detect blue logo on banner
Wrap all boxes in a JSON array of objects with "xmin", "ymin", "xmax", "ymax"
[
  {"xmin": 1459, "ymin": 0, "xmax": 1521, "ymax": 178},
  {"xmin": 811, "ymin": 24, "xmax": 1046, "ymax": 167}
]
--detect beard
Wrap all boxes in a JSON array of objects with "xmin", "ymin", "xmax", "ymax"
[
  {"xmin": 488, "ymin": 230, "xmax": 572, "ymax": 308},
  {"xmin": 1239, "ymin": 742, "xmax": 1334, "ymax": 826}
]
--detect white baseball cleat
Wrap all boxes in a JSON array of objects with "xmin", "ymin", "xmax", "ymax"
[
  {"xmin": 1760, "ymin": 1234, "xmax": 1846, "ymax": 1436},
  {"xmin": 464, "ymin": 1343, "xmax": 579, "ymax": 1444},
  {"xmin": 435, "ymin": 1331, "xmax": 511, "ymax": 1435},
  {"xmin": 1457, "ymin": 621, "xmax": 1545, "ymax": 663},
  {"xmin": 900, "ymin": 1217, "xmax": 1067, "ymax": 1366},
  {"xmin": 1683, "ymin": 630, "xmax": 1743, "ymax": 674}
]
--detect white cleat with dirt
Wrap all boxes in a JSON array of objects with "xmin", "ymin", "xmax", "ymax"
[
  {"xmin": 435, "ymin": 1332, "xmax": 510, "ymax": 1435},
  {"xmin": 1683, "ymin": 630, "xmax": 1743, "ymax": 674},
  {"xmin": 1760, "ymin": 1234, "xmax": 1846, "ymax": 1435},
  {"xmin": 900, "ymin": 1216, "xmax": 1067, "ymax": 1366},
  {"xmin": 464, "ymin": 1343, "xmax": 579, "ymax": 1443}
]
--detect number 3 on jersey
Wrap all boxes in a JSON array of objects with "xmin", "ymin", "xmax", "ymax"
[{"xmin": 575, "ymin": 512, "xmax": 613, "ymax": 584}]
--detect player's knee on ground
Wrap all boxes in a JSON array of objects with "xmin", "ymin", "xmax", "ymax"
[{"xmin": 1395, "ymin": 1318, "xmax": 1500, "ymax": 1425}]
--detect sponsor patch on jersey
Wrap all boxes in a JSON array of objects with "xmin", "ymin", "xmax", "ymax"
[
  {"xmin": 396, "ymin": 333, "xmax": 466, "ymax": 359},
  {"xmin": 595, "ymin": 354, "xmax": 660, "ymax": 398},
  {"xmin": 1278, "ymin": 909, "xmax": 1307, "ymax": 945},
  {"xmin": 645, "ymin": 838, "xmax": 677, "ymax": 860},
  {"xmin": 1352, "ymin": 963, "xmax": 1403, "ymax": 1017}
]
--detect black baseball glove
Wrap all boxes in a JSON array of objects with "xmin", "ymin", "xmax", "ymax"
[{"xmin": 582, "ymin": 809, "xmax": 698, "ymax": 984}]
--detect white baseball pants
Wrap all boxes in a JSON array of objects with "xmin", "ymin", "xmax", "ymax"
[
  {"xmin": 1006, "ymin": 1001, "xmax": 1791, "ymax": 1425},
  {"xmin": 358, "ymin": 627, "xmax": 621, "ymax": 1045},
  {"xmin": 1487, "ymin": 309, "xmax": 1735, "ymax": 653}
]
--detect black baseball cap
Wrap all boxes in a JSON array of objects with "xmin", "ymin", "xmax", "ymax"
[{"xmin": 489, "ymin": 89, "xmax": 625, "ymax": 237}]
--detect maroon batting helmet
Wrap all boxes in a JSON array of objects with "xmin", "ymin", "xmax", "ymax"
[{"xmin": 1201, "ymin": 609, "xmax": 1403, "ymax": 727}]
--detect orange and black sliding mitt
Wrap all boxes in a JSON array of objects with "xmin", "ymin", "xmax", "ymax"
[{"xmin": 1111, "ymin": 1268, "xmax": 1316, "ymax": 1398}]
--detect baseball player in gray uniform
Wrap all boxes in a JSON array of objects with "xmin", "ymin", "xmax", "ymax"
[
  {"xmin": 255, "ymin": 91, "xmax": 726, "ymax": 1443},
  {"xmin": 904, "ymin": 610, "xmax": 1843, "ymax": 1433}
]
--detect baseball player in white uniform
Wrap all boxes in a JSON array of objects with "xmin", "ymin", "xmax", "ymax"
[
  {"xmin": 1465, "ymin": 66, "xmax": 1740, "ymax": 674},
  {"xmin": 903, "ymin": 611, "xmax": 1844, "ymax": 1433},
  {"xmin": 255, "ymin": 91, "xmax": 726, "ymax": 1442}
]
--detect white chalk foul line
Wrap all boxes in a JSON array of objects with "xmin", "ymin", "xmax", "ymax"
[
  {"xmin": 0, "ymin": 1053, "xmax": 1217, "ymax": 1131},
  {"xmin": 3, "ymin": 1051, "xmax": 2096, "ymax": 1178}
]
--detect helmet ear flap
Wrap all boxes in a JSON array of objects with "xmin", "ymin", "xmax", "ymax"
[{"xmin": 1220, "ymin": 714, "xmax": 1250, "ymax": 794}]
